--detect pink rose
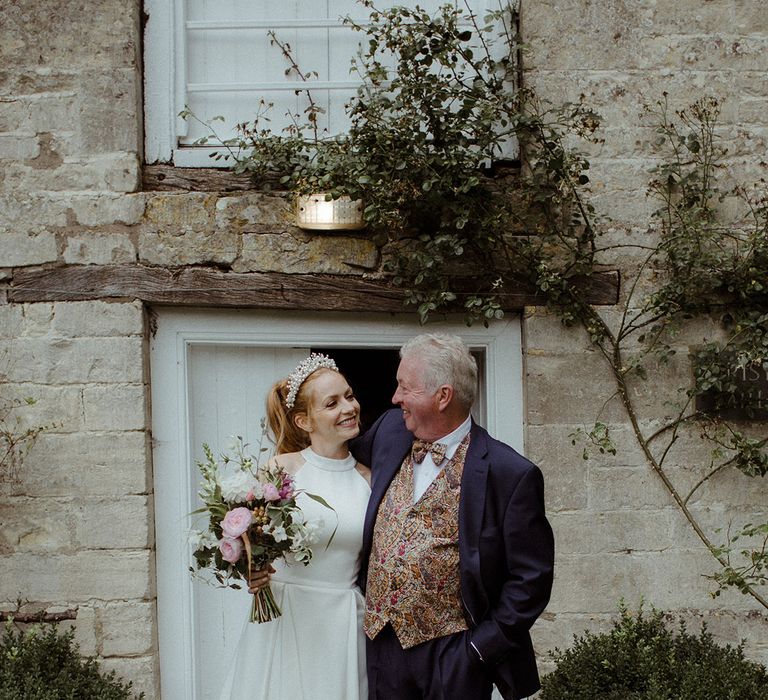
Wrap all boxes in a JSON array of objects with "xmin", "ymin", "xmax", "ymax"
[
  {"xmin": 221, "ymin": 507, "xmax": 253, "ymax": 538},
  {"xmin": 219, "ymin": 537, "xmax": 243, "ymax": 564},
  {"xmin": 263, "ymin": 483, "xmax": 280, "ymax": 502}
]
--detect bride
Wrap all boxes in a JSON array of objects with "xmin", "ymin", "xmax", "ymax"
[{"xmin": 219, "ymin": 353, "xmax": 371, "ymax": 700}]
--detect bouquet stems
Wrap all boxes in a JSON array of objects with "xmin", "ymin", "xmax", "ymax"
[{"xmin": 250, "ymin": 584, "xmax": 282, "ymax": 623}]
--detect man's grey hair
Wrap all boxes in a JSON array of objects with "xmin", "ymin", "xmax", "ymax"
[{"xmin": 400, "ymin": 333, "xmax": 477, "ymax": 409}]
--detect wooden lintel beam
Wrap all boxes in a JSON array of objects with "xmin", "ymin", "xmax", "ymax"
[
  {"xmin": 0, "ymin": 608, "xmax": 78, "ymax": 623},
  {"xmin": 9, "ymin": 265, "xmax": 619, "ymax": 310},
  {"xmin": 143, "ymin": 164, "xmax": 260, "ymax": 192}
]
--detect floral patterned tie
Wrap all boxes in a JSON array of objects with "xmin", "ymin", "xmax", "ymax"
[{"xmin": 411, "ymin": 439, "xmax": 448, "ymax": 465}]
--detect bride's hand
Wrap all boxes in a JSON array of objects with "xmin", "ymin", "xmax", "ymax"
[{"xmin": 248, "ymin": 564, "xmax": 276, "ymax": 594}]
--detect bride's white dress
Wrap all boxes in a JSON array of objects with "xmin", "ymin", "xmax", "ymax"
[{"xmin": 219, "ymin": 448, "xmax": 371, "ymax": 700}]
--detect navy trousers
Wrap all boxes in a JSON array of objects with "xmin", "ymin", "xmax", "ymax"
[{"xmin": 366, "ymin": 624, "xmax": 495, "ymax": 700}]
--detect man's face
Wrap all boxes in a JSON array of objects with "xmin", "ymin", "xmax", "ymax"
[{"xmin": 392, "ymin": 355, "xmax": 441, "ymax": 440}]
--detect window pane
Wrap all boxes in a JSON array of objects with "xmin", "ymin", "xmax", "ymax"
[{"xmin": 180, "ymin": 0, "xmax": 503, "ymax": 147}]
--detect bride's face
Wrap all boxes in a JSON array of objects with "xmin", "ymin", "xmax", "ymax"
[{"xmin": 298, "ymin": 370, "xmax": 360, "ymax": 448}]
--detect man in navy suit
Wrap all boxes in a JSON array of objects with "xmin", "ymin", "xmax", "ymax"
[{"xmin": 352, "ymin": 333, "xmax": 554, "ymax": 700}]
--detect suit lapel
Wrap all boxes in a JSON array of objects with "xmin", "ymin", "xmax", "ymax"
[{"xmin": 460, "ymin": 420, "xmax": 490, "ymax": 542}]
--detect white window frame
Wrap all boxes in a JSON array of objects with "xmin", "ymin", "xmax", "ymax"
[{"xmin": 144, "ymin": 0, "xmax": 517, "ymax": 166}]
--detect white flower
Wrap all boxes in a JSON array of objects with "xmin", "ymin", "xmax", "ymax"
[
  {"xmin": 220, "ymin": 470, "xmax": 257, "ymax": 502},
  {"xmin": 294, "ymin": 548, "xmax": 312, "ymax": 564},
  {"xmin": 188, "ymin": 528, "xmax": 217, "ymax": 549},
  {"xmin": 263, "ymin": 523, "xmax": 288, "ymax": 542},
  {"xmin": 289, "ymin": 520, "xmax": 319, "ymax": 551}
]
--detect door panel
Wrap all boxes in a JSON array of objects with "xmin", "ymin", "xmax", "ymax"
[{"xmin": 188, "ymin": 344, "xmax": 308, "ymax": 699}]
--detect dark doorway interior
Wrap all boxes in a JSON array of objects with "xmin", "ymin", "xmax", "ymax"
[{"xmin": 313, "ymin": 347, "xmax": 400, "ymax": 430}]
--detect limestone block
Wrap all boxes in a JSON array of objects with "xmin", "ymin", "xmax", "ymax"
[
  {"xmin": 0, "ymin": 133, "xmax": 40, "ymax": 160},
  {"xmin": 525, "ymin": 352, "xmax": 625, "ymax": 424},
  {"xmin": 6, "ymin": 336, "xmax": 144, "ymax": 383},
  {"xmin": 0, "ymin": 3, "xmax": 140, "ymax": 71},
  {"xmin": 0, "ymin": 305, "xmax": 23, "ymax": 339},
  {"xmin": 739, "ymin": 97, "xmax": 768, "ymax": 125},
  {"xmin": 18, "ymin": 303, "xmax": 55, "ymax": 337},
  {"xmin": 69, "ymin": 193, "xmax": 146, "ymax": 227},
  {"xmin": 5, "ymin": 153, "xmax": 141, "ymax": 194},
  {"xmin": 75, "ymin": 81, "xmax": 143, "ymax": 155},
  {"xmin": 532, "ymin": 611, "xmax": 616, "ymax": 661},
  {"xmin": 526, "ymin": 425, "xmax": 588, "ymax": 512},
  {"xmin": 0, "ymin": 550, "xmax": 153, "ymax": 601},
  {"xmin": 74, "ymin": 496, "xmax": 152, "ymax": 549},
  {"xmin": 0, "ymin": 194, "xmax": 69, "ymax": 229},
  {"xmin": 0, "ymin": 383, "xmax": 84, "ymax": 434},
  {"xmin": 15, "ymin": 91, "xmax": 80, "ymax": 136},
  {"xmin": 51, "ymin": 301, "xmax": 144, "ymax": 337},
  {"xmin": 587, "ymin": 157, "xmax": 659, "ymax": 201},
  {"xmin": 99, "ymin": 601, "xmax": 156, "ymax": 656},
  {"xmin": 138, "ymin": 226, "xmax": 239, "ymax": 266},
  {"xmin": 547, "ymin": 548, "xmax": 739, "ymax": 613},
  {"xmin": 98, "ymin": 655, "xmax": 159, "ymax": 700},
  {"xmin": 63, "ymin": 231, "xmax": 137, "ymax": 264},
  {"xmin": 523, "ymin": 69, "xmax": 746, "ymax": 129},
  {"xmin": 143, "ymin": 193, "xmax": 217, "ymax": 232},
  {"xmin": 550, "ymin": 509, "xmax": 676, "ymax": 556},
  {"xmin": 82, "ymin": 385, "xmax": 147, "ymax": 431},
  {"xmin": 70, "ymin": 605, "xmax": 98, "ymax": 656},
  {"xmin": 0, "ymin": 229, "xmax": 58, "ymax": 266},
  {"xmin": 0, "ymin": 497, "xmax": 75, "ymax": 554},
  {"xmin": 524, "ymin": 0, "xmax": 768, "ymax": 73},
  {"xmin": 624, "ymin": 353, "xmax": 696, "ymax": 418},
  {"xmin": 237, "ymin": 232, "xmax": 379, "ymax": 274},
  {"xmin": 22, "ymin": 431, "xmax": 151, "ymax": 497},
  {"xmin": 140, "ymin": 193, "xmax": 240, "ymax": 265},
  {"xmin": 594, "ymin": 227, "xmax": 663, "ymax": 268},
  {"xmin": 0, "ymin": 99, "xmax": 27, "ymax": 132},
  {"xmin": 690, "ymin": 467, "xmax": 768, "ymax": 508},
  {"xmin": 588, "ymin": 465, "xmax": 672, "ymax": 510},
  {"xmin": 523, "ymin": 309, "xmax": 592, "ymax": 355},
  {"xmin": 215, "ymin": 192, "xmax": 292, "ymax": 229}
]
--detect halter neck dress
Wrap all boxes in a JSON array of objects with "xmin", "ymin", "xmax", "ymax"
[{"xmin": 219, "ymin": 448, "xmax": 371, "ymax": 700}]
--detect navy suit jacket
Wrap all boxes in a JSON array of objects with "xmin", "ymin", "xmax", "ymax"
[{"xmin": 351, "ymin": 409, "xmax": 554, "ymax": 700}]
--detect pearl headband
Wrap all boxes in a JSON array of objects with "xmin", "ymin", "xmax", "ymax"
[{"xmin": 285, "ymin": 353, "xmax": 338, "ymax": 409}]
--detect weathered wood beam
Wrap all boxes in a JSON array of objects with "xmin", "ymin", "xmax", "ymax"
[
  {"xmin": 143, "ymin": 164, "xmax": 262, "ymax": 192},
  {"xmin": 0, "ymin": 608, "xmax": 78, "ymax": 623},
  {"xmin": 9, "ymin": 265, "xmax": 619, "ymax": 309}
]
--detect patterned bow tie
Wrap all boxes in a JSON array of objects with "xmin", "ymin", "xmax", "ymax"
[{"xmin": 411, "ymin": 439, "xmax": 448, "ymax": 465}]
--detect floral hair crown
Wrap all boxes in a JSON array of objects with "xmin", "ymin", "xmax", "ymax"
[{"xmin": 285, "ymin": 353, "xmax": 338, "ymax": 409}]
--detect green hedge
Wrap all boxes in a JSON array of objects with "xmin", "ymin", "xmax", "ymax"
[
  {"xmin": 0, "ymin": 622, "xmax": 143, "ymax": 700},
  {"xmin": 540, "ymin": 606, "xmax": 768, "ymax": 700}
]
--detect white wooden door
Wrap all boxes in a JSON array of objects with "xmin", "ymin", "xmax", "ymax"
[{"xmin": 150, "ymin": 309, "xmax": 523, "ymax": 699}]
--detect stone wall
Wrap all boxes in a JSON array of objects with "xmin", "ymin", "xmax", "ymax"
[
  {"xmin": 522, "ymin": 0, "xmax": 768, "ymax": 672},
  {"xmin": 0, "ymin": 1, "xmax": 766, "ymax": 697}
]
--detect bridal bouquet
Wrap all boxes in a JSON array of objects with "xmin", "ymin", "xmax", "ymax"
[{"xmin": 190, "ymin": 432, "xmax": 332, "ymax": 623}]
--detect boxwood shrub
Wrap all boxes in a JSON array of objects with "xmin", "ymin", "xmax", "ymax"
[
  {"xmin": 0, "ymin": 622, "xmax": 143, "ymax": 700},
  {"xmin": 540, "ymin": 605, "xmax": 768, "ymax": 700}
]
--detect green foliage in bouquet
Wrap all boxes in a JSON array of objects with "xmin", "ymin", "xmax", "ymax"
[
  {"xmin": 0, "ymin": 622, "xmax": 143, "ymax": 700},
  {"xmin": 539, "ymin": 605, "xmax": 768, "ymax": 700}
]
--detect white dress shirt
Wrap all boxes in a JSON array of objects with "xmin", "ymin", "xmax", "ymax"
[{"xmin": 412, "ymin": 415, "xmax": 472, "ymax": 502}]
